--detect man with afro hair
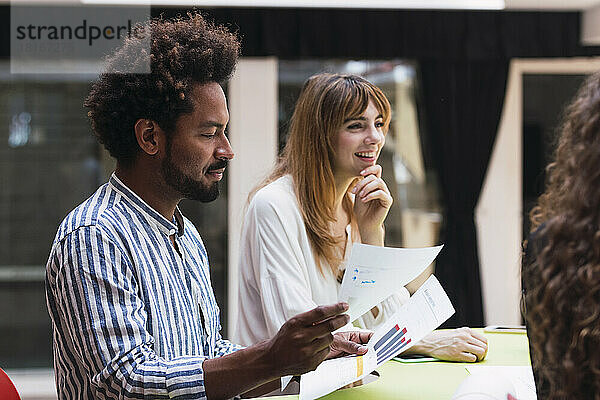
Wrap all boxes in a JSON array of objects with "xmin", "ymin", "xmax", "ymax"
[{"xmin": 46, "ymin": 12, "xmax": 370, "ymax": 399}]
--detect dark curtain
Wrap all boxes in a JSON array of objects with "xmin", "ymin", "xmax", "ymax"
[{"xmin": 419, "ymin": 60, "xmax": 509, "ymax": 327}]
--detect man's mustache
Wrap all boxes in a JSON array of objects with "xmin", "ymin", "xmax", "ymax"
[{"xmin": 207, "ymin": 159, "xmax": 229, "ymax": 172}]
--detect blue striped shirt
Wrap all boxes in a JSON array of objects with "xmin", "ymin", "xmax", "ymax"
[{"xmin": 46, "ymin": 174, "xmax": 242, "ymax": 399}]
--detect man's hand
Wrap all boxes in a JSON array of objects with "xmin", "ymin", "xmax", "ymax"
[
  {"xmin": 327, "ymin": 330, "xmax": 373, "ymax": 359},
  {"xmin": 404, "ymin": 327, "xmax": 488, "ymax": 362},
  {"xmin": 204, "ymin": 303, "xmax": 351, "ymax": 399},
  {"xmin": 265, "ymin": 302, "xmax": 351, "ymax": 376}
]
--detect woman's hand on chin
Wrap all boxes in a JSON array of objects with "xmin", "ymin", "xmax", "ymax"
[{"xmin": 351, "ymin": 164, "xmax": 393, "ymax": 245}]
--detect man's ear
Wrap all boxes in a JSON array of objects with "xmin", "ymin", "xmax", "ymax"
[{"xmin": 134, "ymin": 119, "xmax": 164, "ymax": 156}]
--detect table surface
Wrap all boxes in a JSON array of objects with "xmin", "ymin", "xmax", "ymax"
[{"xmin": 263, "ymin": 330, "xmax": 531, "ymax": 400}]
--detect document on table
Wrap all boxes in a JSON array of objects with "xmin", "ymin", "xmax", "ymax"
[
  {"xmin": 299, "ymin": 275, "xmax": 454, "ymax": 400},
  {"xmin": 465, "ymin": 366, "xmax": 537, "ymax": 400},
  {"xmin": 338, "ymin": 243, "xmax": 444, "ymax": 323}
]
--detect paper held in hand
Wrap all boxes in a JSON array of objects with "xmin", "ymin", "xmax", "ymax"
[
  {"xmin": 298, "ymin": 243, "xmax": 454, "ymax": 400},
  {"xmin": 300, "ymin": 275, "xmax": 454, "ymax": 400},
  {"xmin": 339, "ymin": 243, "xmax": 444, "ymax": 323}
]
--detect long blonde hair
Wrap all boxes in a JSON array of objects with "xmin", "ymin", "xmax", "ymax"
[{"xmin": 250, "ymin": 73, "xmax": 392, "ymax": 275}]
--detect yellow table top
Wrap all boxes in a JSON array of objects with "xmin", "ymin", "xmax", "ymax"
[{"xmin": 264, "ymin": 330, "xmax": 531, "ymax": 400}]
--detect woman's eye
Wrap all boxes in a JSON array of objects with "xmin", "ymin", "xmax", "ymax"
[
  {"xmin": 348, "ymin": 123, "xmax": 362, "ymax": 130},
  {"xmin": 375, "ymin": 121, "xmax": 385, "ymax": 128}
]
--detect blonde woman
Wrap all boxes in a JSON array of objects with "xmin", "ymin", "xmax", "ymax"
[{"xmin": 233, "ymin": 73, "xmax": 487, "ymax": 362}]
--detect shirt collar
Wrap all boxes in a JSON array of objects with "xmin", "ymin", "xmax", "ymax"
[{"xmin": 109, "ymin": 173, "xmax": 185, "ymax": 237}]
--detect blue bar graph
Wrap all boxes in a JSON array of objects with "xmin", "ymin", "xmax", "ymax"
[
  {"xmin": 377, "ymin": 338, "xmax": 412, "ymax": 364},
  {"xmin": 377, "ymin": 326, "xmax": 407, "ymax": 355},
  {"xmin": 374, "ymin": 324, "xmax": 402, "ymax": 351}
]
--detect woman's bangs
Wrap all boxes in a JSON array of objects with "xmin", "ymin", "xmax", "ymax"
[{"xmin": 342, "ymin": 86, "xmax": 371, "ymax": 122}]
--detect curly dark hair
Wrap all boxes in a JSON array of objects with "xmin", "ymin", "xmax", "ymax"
[
  {"xmin": 84, "ymin": 12, "xmax": 240, "ymax": 166},
  {"xmin": 525, "ymin": 71, "xmax": 600, "ymax": 399}
]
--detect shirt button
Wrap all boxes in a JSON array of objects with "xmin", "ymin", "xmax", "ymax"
[{"xmin": 169, "ymin": 229, "xmax": 176, "ymax": 235}]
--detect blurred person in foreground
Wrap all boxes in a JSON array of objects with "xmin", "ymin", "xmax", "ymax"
[
  {"xmin": 233, "ymin": 73, "xmax": 488, "ymax": 363},
  {"xmin": 45, "ymin": 13, "xmax": 370, "ymax": 400},
  {"xmin": 523, "ymin": 71, "xmax": 600, "ymax": 399}
]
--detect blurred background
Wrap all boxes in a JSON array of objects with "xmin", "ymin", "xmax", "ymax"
[{"xmin": 2, "ymin": 0, "xmax": 600, "ymax": 397}]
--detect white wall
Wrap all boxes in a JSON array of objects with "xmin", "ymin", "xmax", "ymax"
[
  {"xmin": 227, "ymin": 58, "xmax": 279, "ymax": 334},
  {"xmin": 476, "ymin": 61, "xmax": 523, "ymax": 326}
]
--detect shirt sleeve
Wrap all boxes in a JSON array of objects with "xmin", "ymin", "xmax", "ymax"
[
  {"xmin": 47, "ymin": 225, "xmax": 210, "ymax": 399},
  {"xmin": 214, "ymin": 337, "xmax": 244, "ymax": 358},
  {"xmin": 245, "ymin": 190, "xmax": 323, "ymax": 338}
]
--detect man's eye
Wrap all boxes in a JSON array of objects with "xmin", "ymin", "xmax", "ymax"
[{"xmin": 202, "ymin": 133, "xmax": 216, "ymax": 138}]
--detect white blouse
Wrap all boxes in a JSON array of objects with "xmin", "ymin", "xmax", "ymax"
[{"xmin": 232, "ymin": 175, "xmax": 409, "ymax": 346}]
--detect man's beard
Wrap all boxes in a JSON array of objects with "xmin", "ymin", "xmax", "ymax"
[{"xmin": 161, "ymin": 146, "xmax": 227, "ymax": 203}]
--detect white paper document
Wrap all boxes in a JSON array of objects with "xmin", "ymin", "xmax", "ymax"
[
  {"xmin": 465, "ymin": 366, "xmax": 538, "ymax": 400},
  {"xmin": 338, "ymin": 243, "xmax": 444, "ymax": 323},
  {"xmin": 299, "ymin": 275, "xmax": 455, "ymax": 400}
]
